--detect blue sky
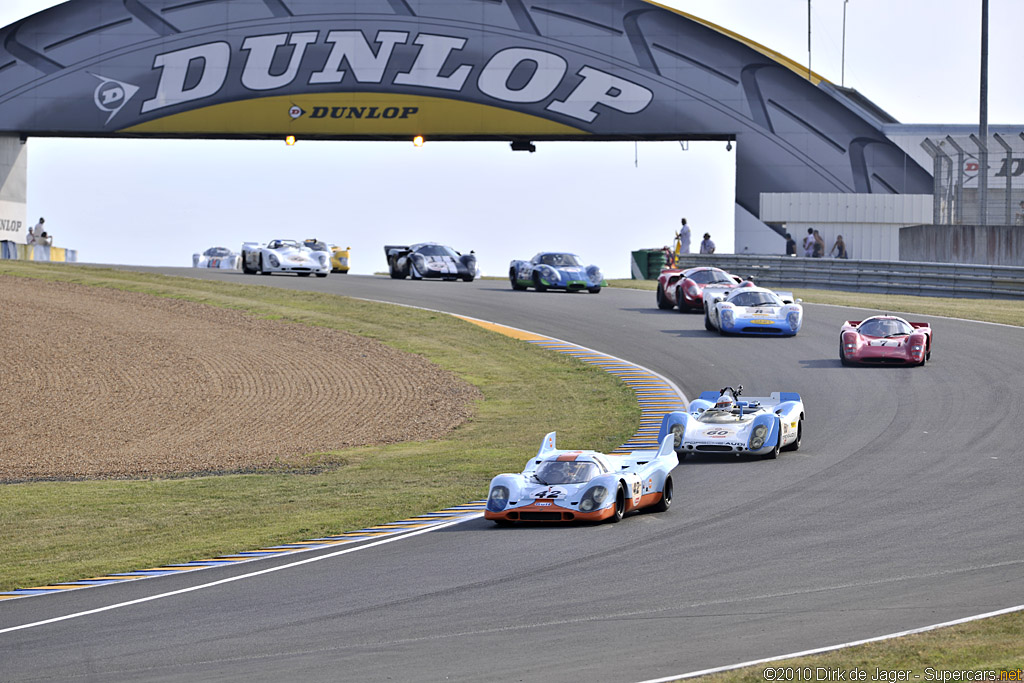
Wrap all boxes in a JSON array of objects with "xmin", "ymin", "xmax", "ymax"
[{"xmin": 3, "ymin": 1, "xmax": 1021, "ymax": 277}]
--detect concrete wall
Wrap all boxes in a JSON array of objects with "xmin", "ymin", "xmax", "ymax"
[
  {"xmin": 0, "ymin": 136, "xmax": 27, "ymax": 243},
  {"xmin": 900, "ymin": 224, "xmax": 1024, "ymax": 267}
]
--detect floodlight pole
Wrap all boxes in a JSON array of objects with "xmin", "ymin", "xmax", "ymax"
[
  {"xmin": 979, "ymin": 0, "xmax": 989, "ymax": 225},
  {"xmin": 841, "ymin": 0, "xmax": 849, "ymax": 87},
  {"xmin": 807, "ymin": 0, "xmax": 812, "ymax": 80}
]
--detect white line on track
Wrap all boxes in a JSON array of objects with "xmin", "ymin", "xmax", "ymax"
[
  {"xmin": 0, "ymin": 514, "xmax": 481, "ymax": 635},
  {"xmin": 635, "ymin": 603, "xmax": 1024, "ymax": 683}
]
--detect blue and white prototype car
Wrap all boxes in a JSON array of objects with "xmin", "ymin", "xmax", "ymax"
[
  {"xmin": 509, "ymin": 252, "xmax": 605, "ymax": 293},
  {"xmin": 658, "ymin": 386, "xmax": 804, "ymax": 460},
  {"xmin": 484, "ymin": 433, "xmax": 678, "ymax": 524},
  {"xmin": 385, "ymin": 243, "xmax": 477, "ymax": 281},
  {"xmin": 241, "ymin": 239, "xmax": 330, "ymax": 277},
  {"xmin": 193, "ymin": 246, "xmax": 240, "ymax": 270},
  {"xmin": 703, "ymin": 285, "xmax": 802, "ymax": 336}
]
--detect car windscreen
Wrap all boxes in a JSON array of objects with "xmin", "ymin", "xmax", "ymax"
[
  {"xmin": 534, "ymin": 460, "xmax": 600, "ymax": 485},
  {"xmin": 204, "ymin": 247, "xmax": 231, "ymax": 257},
  {"xmin": 417, "ymin": 244, "xmax": 459, "ymax": 258},
  {"xmin": 859, "ymin": 318, "xmax": 913, "ymax": 337},
  {"xmin": 538, "ymin": 253, "xmax": 580, "ymax": 267},
  {"xmin": 729, "ymin": 291, "xmax": 781, "ymax": 307},
  {"xmin": 689, "ymin": 269, "xmax": 732, "ymax": 284},
  {"xmin": 304, "ymin": 241, "xmax": 328, "ymax": 251}
]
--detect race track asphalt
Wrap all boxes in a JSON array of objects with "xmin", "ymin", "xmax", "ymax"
[{"xmin": 2, "ymin": 269, "xmax": 1021, "ymax": 683}]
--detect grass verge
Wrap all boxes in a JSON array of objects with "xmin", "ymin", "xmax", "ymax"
[{"xmin": 0, "ymin": 261, "xmax": 639, "ymax": 591}]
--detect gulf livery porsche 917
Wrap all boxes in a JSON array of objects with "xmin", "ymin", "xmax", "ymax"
[
  {"xmin": 241, "ymin": 239, "xmax": 330, "ymax": 277},
  {"xmin": 385, "ymin": 243, "xmax": 477, "ymax": 281},
  {"xmin": 704, "ymin": 285, "xmax": 802, "ymax": 336},
  {"xmin": 656, "ymin": 266, "xmax": 742, "ymax": 311},
  {"xmin": 484, "ymin": 433, "xmax": 678, "ymax": 525},
  {"xmin": 509, "ymin": 252, "xmax": 605, "ymax": 293},
  {"xmin": 658, "ymin": 386, "xmax": 804, "ymax": 460},
  {"xmin": 840, "ymin": 315, "xmax": 932, "ymax": 366},
  {"xmin": 193, "ymin": 246, "xmax": 240, "ymax": 270}
]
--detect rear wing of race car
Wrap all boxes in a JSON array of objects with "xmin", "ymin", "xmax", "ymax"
[
  {"xmin": 910, "ymin": 322, "xmax": 930, "ymax": 329},
  {"xmin": 383, "ymin": 244, "xmax": 410, "ymax": 258}
]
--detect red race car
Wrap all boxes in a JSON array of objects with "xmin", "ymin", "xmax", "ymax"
[
  {"xmin": 656, "ymin": 266, "xmax": 742, "ymax": 312},
  {"xmin": 839, "ymin": 315, "xmax": 932, "ymax": 366}
]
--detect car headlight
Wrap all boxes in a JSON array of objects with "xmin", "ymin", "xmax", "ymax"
[
  {"xmin": 319, "ymin": 254, "xmax": 327, "ymax": 265},
  {"xmin": 721, "ymin": 309, "xmax": 734, "ymax": 327},
  {"xmin": 579, "ymin": 485, "xmax": 608, "ymax": 512},
  {"xmin": 788, "ymin": 311, "xmax": 801, "ymax": 331},
  {"xmin": 589, "ymin": 268, "xmax": 603, "ymax": 284},
  {"xmin": 268, "ymin": 254, "xmax": 280, "ymax": 267},
  {"xmin": 671, "ymin": 424, "xmax": 686, "ymax": 451},
  {"xmin": 750, "ymin": 424, "xmax": 767, "ymax": 450},
  {"xmin": 686, "ymin": 282, "xmax": 700, "ymax": 298},
  {"xmin": 542, "ymin": 267, "xmax": 560, "ymax": 284},
  {"xmin": 487, "ymin": 486, "xmax": 510, "ymax": 512}
]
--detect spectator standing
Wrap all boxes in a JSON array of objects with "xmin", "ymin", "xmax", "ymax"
[
  {"xmin": 38, "ymin": 231, "xmax": 53, "ymax": 247},
  {"xmin": 26, "ymin": 226, "xmax": 36, "ymax": 245},
  {"xmin": 699, "ymin": 232, "xmax": 715, "ymax": 254},
  {"xmin": 830, "ymin": 234, "xmax": 848, "ymax": 259},
  {"xmin": 677, "ymin": 218, "xmax": 691, "ymax": 255},
  {"xmin": 802, "ymin": 228, "xmax": 815, "ymax": 257},
  {"xmin": 784, "ymin": 232, "xmax": 797, "ymax": 256},
  {"xmin": 812, "ymin": 229, "xmax": 825, "ymax": 258}
]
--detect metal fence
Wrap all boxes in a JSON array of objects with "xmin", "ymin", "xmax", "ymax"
[
  {"xmin": 665, "ymin": 254, "xmax": 1024, "ymax": 300},
  {"xmin": 921, "ymin": 131, "xmax": 1024, "ymax": 227}
]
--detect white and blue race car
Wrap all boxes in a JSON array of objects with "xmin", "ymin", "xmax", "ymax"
[
  {"xmin": 484, "ymin": 433, "xmax": 677, "ymax": 524},
  {"xmin": 703, "ymin": 284, "xmax": 803, "ymax": 336},
  {"xmin": 192, "ymin": 246, "xmax": 240, "ymax": 270},
  {"xmin": 241, "ymin": 239, "xmax": 330, "ymax": 277},
  {"xmin": 658, "ymin": 386, "xmax": 804, "ymax": 460},
  {"xmin": 509, "ymin": 252, "xmax": 605, "ymax": 293}
]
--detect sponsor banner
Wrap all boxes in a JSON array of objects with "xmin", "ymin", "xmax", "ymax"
[
  {"xmin": 124, "ymin": 94, "xmax": 582, "ymax": 137},
  {"xmin": 0, "ymin": 200, "xmax": 26, "ymax": 244}
]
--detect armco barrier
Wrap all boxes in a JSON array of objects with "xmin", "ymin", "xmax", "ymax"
[{"xmin": 665, "ymin": 254, "xmax": 1024, "ymax": 300}]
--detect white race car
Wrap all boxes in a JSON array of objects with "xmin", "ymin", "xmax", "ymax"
[
  {"xmin": 658, "ymin": 386, "xmax": 804, "ymax": 459},
  {"xmin": 192, "ymin": 246, "xmax": 240, "ymax": 270},
  {"xmin": 703, "ymin": 284, "xmax": 803, "ymax": 336},
  {"xmin": 241, "ymin": 239, "xmax": 330, "ymax": 277},
  {"xmin": 484, "ymin": 433, "xmax": 678, "ymax": 524}
]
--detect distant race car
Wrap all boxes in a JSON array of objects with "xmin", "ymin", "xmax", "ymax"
[
  {"xmin": 241, "ymin": 239, "xmax": 330, "ymax": 277},
  {"xmin": 330, "ymin": 246, "xmax": 350, "ymax": 273},
  {"xmin": 509, "ymin": 252, "xmax": 605, "ymax": 293},
  {"xmin": 656, "ymin": 266, "xmax": 742, "ymax": 311},
  {"xmin": 484, "ymin": 432, "xmax": 678, "ymax": 524},
  {"xmin": 658, "ymin": 386, "xmax": 804, "ymax": 460},
  {"xmin": 385, "ymin": 243, "xmax": 477, "ymax": 281},
  {"xmin": 840, "ymin": 315, "xmax": 932, "ymax": 366},
  {"xmin": 193, "ymin": 246, "xmax": 240, "ymax": 270},
  {"xmin": 703, "ymin": 285, "xmax": 803, "ymax": 336}
]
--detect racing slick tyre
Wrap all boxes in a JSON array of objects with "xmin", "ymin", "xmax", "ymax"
[
  {"xmin": 315, "ymin": 273, "xmax": 327, "ymax": 278},
  {"xmin": 783, "ymin": 418, "xmax": 803, "ymax": 452},
  {"xmin": 651, "ymin": 476, "xmax": 673, "ymax": 513},
  {"xmin": 839, "ymin": 338, "xmax": 852, "ymax": 366},
  {"xmin": 298, "ymin": 272, "xmax": 311, "ymax": 277},
  {"xmin": 610, "ymin": 483, "xmax": 627, "ymax": 523},
  {"xmin": 388, "ymin": 257, "xmax": 404, "ymax": 279},
  {"xmin": 704, "ymin": 308, "xmax": 715, "ymax": 331},
  {"xmin": 242, "ymin": 255, "xmax": 255, "ymax": 275},
  {"xmin": 510, "ymin": 269, "xmax": 526, "ymax": 290},
  {"xmin": 587, "ymin": 285, "xmax": 601, "ymax": 294},
  {"xmin": 656, "ymin": 283, "xmax": 672, "ymax": 309},
  {"xmin": 461, "ymin": 274, "xmax": 475, "ymax": 282},
  {"xmin": 259, "ymin": 255, "xmax": 270, "ymax": 275},
  {"xmin": 532, "ymin": 272, "xmax": 548, "ymax": 292}
]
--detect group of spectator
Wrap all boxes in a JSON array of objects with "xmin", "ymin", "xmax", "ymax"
[
  {"xmin": 27, "ymin": 217, "xmax": 52, "ymax": 247},
  {"xmin": 784, "ymin": 227, "xmax": 847, "ymax": 259}
]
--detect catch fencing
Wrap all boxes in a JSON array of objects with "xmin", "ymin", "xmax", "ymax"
[{"xmin": 661, "ymin": 254, "xmax": 1024, "ymax": 300}]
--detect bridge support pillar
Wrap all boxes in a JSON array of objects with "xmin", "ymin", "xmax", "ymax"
[{"xmin": 0, "ymin": 136, "xmax": 28, "ymax": 244}]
